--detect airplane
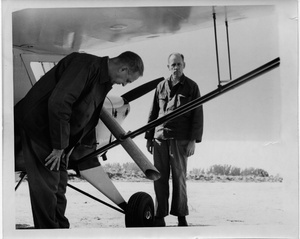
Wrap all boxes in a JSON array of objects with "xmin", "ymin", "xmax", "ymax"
[{"xmin": 11, "ymin": 4, "xmax": 281, "ymax": 228}]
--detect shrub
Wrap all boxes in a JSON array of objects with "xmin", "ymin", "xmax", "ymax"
[
  {"xmin": 102, "ymin": 162, "xmax": 270, "ymax": 179},
  {"xmin": 207, "ymin": 164, "xmax": 233, "ymax": 176}
]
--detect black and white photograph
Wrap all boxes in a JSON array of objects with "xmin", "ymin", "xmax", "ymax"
[{"xmin": 1, "ymin": 0, "xmax": 299, "ymax": 238}]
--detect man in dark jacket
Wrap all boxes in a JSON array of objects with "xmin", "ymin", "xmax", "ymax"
[
  {"xmin": 15, "ymin": 51, "xmax": 144, "ymax": 229},
  {"xmin": 145, "ymin": 53, "xmax": 203, "ymax": 227}
]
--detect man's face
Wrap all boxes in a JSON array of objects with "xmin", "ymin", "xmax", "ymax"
[
  {"xmin": 111, "ymin": 67, "xmax": 140, "ymax": 86},
  {"xmin": 168, "ymin": 55, "xmax": 185, "ymax": 79}
]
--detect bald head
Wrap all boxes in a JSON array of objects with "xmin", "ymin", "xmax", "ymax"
[
  {"xmin": 168, "ymin": 53, "xmax": 184, "ymax": 63},
  {"xmin": 167, "ymin": 52, "xmax": 185, "ymax": 80}
]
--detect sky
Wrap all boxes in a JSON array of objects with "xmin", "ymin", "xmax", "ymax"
[{"xmin": 79, "ymin": 4, "xmax": 298, "ymax": 177}]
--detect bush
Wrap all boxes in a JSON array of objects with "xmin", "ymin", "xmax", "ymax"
[
  {"xmin": 241, "ymin": 167, "xmax": 268, "ymax": 177},
  {"xmin": 122, "ymin": 162, "xmax": 141, "ymax": 173},
  {"xmin": 230, "ymin": 166, "xmax": 241, "ymax": 176},
  {"xmin": 207, "ymin": 164, "xmax": 233, "ymax": 176},
  {"xmin": 204, "ymin": 164, "xmax": 269, "ymax": 177},
  {"xmin": 190, "ymin": 168, "xmax": 205, "ymax": 175},
  {"xmin": 103, "ymin": 162, "xmax": 142, "ymax": 174},
  {"xmin": 103, "ymin": 163, "xmax": 123, "ymax": 172},
  {"xmin": 102, "ymin": 162, "xmax": 270, "ymax": 179}
]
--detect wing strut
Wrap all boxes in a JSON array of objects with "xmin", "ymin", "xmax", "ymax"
[
  {"xmin": 76, "ymin": 57, "xmax": 280, "ymax": 165},
  {"xmin": 67, "ymin": 183, "xmax": 125, "ymax": 214},
  {"xmin": 213, "ymin": 6, "xmax": 233, "ymax": 87},
  {"xmin": 225, "ymin": 7, "xmax": 233, "ymax": 82},
  {"xmin": 213, "ymin": 7, "xmax": 221, "ymax": 87}
]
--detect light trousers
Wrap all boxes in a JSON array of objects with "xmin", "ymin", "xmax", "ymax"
[{"xmin": 153, "ymin": 139, "xmax": 189, "ymax": 217}]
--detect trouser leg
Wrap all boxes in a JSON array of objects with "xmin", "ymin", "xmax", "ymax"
[
  {"xmin": 21, "ymin": 130, "xmax": 69, "ymax": 228},
  {"xmin": 169, "ymin": 139, "xmax": 189, "ymax": 217},
  {"xmin": 55, "ymin": 167, "xmax": 70, "ymax": 228},
  {"xmin": 153, "ymin": 139, "xmax": 170, "ymax": 218}
]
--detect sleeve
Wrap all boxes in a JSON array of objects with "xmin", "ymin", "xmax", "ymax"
[
  {"xmin": 71, "ymin": 129, "xmax": 101, "ymax": 171},
  {"xmin": 48, "ymin": 58, "xmax": 92, "ymax": 149},
  {"xmin": 190, "ymin": 83, "xmax": 204, "ymax": 143},
  {"xmin": 145, "ymin": 89, "xmax": 160, "ymax": 140}
]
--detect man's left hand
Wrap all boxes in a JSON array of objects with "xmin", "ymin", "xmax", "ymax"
[{"xmin": 45, "ymin": 149, "xmax": 64, "ymax": 171}]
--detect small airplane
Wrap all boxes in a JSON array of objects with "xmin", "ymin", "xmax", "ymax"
[{"xmin": 12, "ymin": 5, "xmax": 280, "ymax": 228}]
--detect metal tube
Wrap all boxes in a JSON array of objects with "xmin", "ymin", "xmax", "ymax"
[
  {"xmin": 67, "ymin": 183, "xmax": 125, "ymax": 214},
  {"xmin": 15, "ymin": 172, "xmax": 27, "ymax": 191},
  {"xmin": 126, "ymin": 57, "xmax": 280, "ymax": 139},
  {"xmin": 76, "ymin": 57, "xmax": 280, "ymax": 164},
  {"xmin": 225, "ymin": 20, "xmax": 232, "ymax": 81},
  {"xmin": 213, "ymin": 9, "xmax": 221, "ymax": 87},
  {"xmin": 98, "ymin": 108, "xmax": 160, "ymax": 181}
]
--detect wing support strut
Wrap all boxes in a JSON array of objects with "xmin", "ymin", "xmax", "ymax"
[
  {"xmin": 213, "ymin": 8, "xmax": 221, "ymax": 87},
  {"xmin": 225, "ymin": 8, "xmax": 233, "ymax": 82},
  {"xmin": 213, "ymin": 7, "xmax": 233, "ymax": 87},
  {"xmin": 76, "ymin": 57, "xmax": 280, "ymax": 165},
  {"xmin": 98, "ymin": 108, "xmax": 160, "ymax": 181},
  {"xmin": 67, "ymin": 183, "xmax": 125, "ymax": 214},
  {"xmin": 15, "ymin": 172, "xmax": 27, "ymax": 191},
  {"xmin": 15, "ymin": 172, "xmax": 126, "ymax": 213}
]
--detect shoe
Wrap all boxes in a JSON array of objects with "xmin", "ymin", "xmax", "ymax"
[
  {"xmin": 154, "ymin": 217, "xmax": 166, "ymax": 227},
  {"xmin": 178, "ymin": 216, "xmax": 188, "ymax": 226}
]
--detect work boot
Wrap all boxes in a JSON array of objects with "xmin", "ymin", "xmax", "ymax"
[
  {"xmin": 154, "ymin": 216, "xmax": 166, "ymax": 227},
  {"xmin": 178, "ymin": 216, "xmax": 188, "ymax": 226}
]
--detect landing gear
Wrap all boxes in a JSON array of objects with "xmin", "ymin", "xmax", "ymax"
[{"xmin": 125, "ymin": 192, "xmax": 154, "ymax": 227}]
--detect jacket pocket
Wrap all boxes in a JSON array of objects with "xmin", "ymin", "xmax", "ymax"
[{"xmin": 177, "ymin": 93, "xmax": 191, "ymax": 107}]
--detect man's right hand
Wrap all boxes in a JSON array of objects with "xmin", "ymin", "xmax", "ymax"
[{"xmin": 146, "ymin": 139, "xmax": 154, "ymax": 154}]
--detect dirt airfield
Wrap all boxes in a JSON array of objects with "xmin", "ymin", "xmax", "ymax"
[{"xmin": 14, "ymin": 177, "xmax": 297, "ymax": 238}]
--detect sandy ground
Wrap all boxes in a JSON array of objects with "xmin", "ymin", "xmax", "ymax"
[{"xmin": 14, "ymin": 179, "xmax": 298, "ymax": 238}]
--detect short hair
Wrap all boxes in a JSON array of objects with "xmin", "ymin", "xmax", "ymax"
[
  {"xmin": 118, "ymin": 51, "xmax": 144, "ymax": 76},
  {"xmin": 168, "ymin": 52, "xmax": 185, "ymax": 63}
]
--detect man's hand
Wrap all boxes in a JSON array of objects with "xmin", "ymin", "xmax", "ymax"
[
  {"xmin": 45, "ymin": 149, "xmax": 64, "ymax": 171},
  {"xmin": 186, "ymin": 140, "xmax": 196, "ymax": 157},
  {"xmin": 146, "ymin": 139, "xmax": 154, "ymax": 154}
]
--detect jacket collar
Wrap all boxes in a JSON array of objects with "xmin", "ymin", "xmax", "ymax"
[
  {"xmin": 167, "ymin": 74, "xmax": 186, "ymax": 85},
  {"xmin": 100, "ymin": 56, "xmax": 112, "ymax": 86}
]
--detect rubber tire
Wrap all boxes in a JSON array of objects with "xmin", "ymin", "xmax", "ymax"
[{"xmin": 125, "ymin": 192, "xmax": 154, "ymax": 227}]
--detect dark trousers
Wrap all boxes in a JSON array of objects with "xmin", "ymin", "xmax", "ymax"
[
  {"xmin": 153, "ymin": 139, "xmax": 189, "ymax": 217},
  {"xmin": 20, "ymin": 130, "xmax": 70, "ymax": 229}
]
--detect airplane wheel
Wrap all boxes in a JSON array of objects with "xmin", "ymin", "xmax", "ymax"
[{"xmin": 125, "ymin": 192, "xmax": 154, "ymax": 227}]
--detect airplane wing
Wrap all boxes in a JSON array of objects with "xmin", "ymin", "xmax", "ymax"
[{"xmin": 13, "ymin": 6, "xmax": 275, "ymax": 54}]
